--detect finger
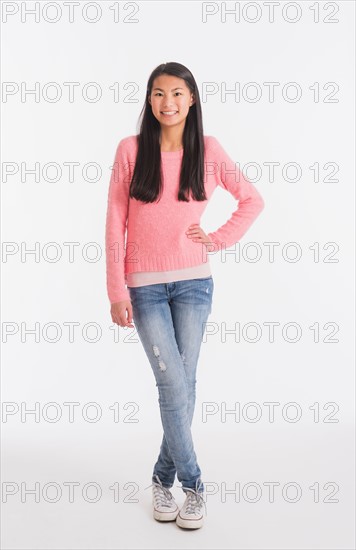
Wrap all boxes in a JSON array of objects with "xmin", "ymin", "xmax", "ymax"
[
  {"xmin": 122, "ymin": 308, "xmax": 134, "ymax": 328},
  {"xmin": 127, "ymin": 304, "xmax": 133, "ymax": 323},
  {"xmin": 120, "ymin": 313, "xmax": 127, "ymax": 326},
  {"xmin": 186, "ymin": 225, "xmax": 200, "ymax": 232},
  {"xmin": 115, "ymin": 312, "xmax": 124, "ymax": 326},
  {"xmin": 123, "ymin": 309, "xmax": 131, "ymax": 327}
]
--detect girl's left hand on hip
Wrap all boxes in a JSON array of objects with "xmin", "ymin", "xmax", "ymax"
[{"xmin": 185, "ymin": 224, "xmax": 211, "ymax": 247}]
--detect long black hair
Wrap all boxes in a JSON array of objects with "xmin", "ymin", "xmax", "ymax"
[{"xmin": 129, "ymin": 62, "xmax": 207, "ymax": 203}]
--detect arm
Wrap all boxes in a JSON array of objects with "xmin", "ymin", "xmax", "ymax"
[
  {"xmin": 105, "ymin": 138, "xmax": 131, "ymax": 304},
  {"xmin": 207, "ymin": 137, "xmax": 265, "ymax": 252}
]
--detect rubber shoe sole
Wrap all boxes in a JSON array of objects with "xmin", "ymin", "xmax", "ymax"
[{"xmin": 176, "ymin": 511, "xmax": 204, "ymax": 529}]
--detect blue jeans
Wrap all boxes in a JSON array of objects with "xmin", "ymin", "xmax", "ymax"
[{"xmin": 127, "ymin": 276, "xmax": 214, "ymax": 494}]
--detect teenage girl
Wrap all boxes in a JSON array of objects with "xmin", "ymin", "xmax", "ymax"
[{"xmin": 105, "ymin": 61, "xmax": 265, "ymax": 529}]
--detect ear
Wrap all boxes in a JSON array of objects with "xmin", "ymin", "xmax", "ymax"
[{"xmin": 190, "ymin": 94, "xmax": 196, "ymax": 106}]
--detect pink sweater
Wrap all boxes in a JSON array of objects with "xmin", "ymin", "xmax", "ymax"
[{"xmin": 105, "ymin": 135, "xmax": 265, "ymax": 304}]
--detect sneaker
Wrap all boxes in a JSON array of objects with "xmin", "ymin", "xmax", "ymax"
[
  {"xmin": 145, "ymin": 474, "xmax": 179, "ymax": 522},
  {"xmin": 176, "ymin": 481, "xmax": 207, "ymax": 529}
]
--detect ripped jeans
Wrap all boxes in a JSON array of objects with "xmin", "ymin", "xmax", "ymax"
[{"xmin": 127, "ymin": 276, "xmax": 214, "ymax": 493}]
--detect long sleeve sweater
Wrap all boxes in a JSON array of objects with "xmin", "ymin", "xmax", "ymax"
[{"xmin": 105, "ymin": 135, "xmax": 265, "ymax": 304}]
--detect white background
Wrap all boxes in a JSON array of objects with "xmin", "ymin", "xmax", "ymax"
[{"xmin": 1, "ymin": 1, "xmax": 355, "ymax": 549}]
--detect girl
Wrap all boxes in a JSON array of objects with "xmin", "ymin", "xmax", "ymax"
[{"xmin": 105, "ymin": 62, "xmax": 265, "ymax": 529}]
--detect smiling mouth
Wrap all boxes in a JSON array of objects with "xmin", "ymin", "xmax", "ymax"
[{"xmin": 160, "ymin": 111, "xmax": 178, "ymax": 116}]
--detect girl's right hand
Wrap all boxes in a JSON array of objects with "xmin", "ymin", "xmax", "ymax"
[{"xmin": 110, "ymin": 300, "xmax": 134, "ymax": 328}]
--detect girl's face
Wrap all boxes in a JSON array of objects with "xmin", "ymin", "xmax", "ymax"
[{"xmin": 148, "ymin": 74, "xmax": 195, "ymax": 129}]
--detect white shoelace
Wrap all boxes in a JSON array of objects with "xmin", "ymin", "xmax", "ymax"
[
  {"xmin": 178, "ymin": 482, "xmax": 208, "ymax": 517},
  {"xmin": 145, "ymin": 476, "xmax": 176, "ymax": 509}
]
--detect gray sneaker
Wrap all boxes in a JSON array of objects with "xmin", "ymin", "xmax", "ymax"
[
  {"xmin": 146, "ymin": 475, "xmax": 179, "ymax": 522},
  {"xmin": 176, "ymin": 481, "xmax": 207, "ymax": 529}
]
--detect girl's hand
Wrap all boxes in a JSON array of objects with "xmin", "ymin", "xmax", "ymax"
[
  {"xmin": 111, "ymin": 300, "xmax": 134, "ymax": 328},
  {"xmin": 185, "ymin": 224, "xmax": 211, "ymax": 247}
]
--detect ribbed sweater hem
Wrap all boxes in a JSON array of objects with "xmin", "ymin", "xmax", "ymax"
[{"xmin": 124, "ymin": 251, "xmax": 210, "ymax": 276}]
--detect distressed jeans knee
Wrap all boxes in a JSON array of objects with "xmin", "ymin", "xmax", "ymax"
[{"xmin": 152, "ymin": 344, "xmax": 167, "ymax": 372}]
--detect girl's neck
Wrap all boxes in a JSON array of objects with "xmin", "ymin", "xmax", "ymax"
[{"xmin": 159, "ymin": 131, "xmax": 184, "ymax": 152}]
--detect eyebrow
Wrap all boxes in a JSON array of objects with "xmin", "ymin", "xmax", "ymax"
[{"xmin": 152, "ymin": 87, "xmax": 184, "ymax": 91}]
